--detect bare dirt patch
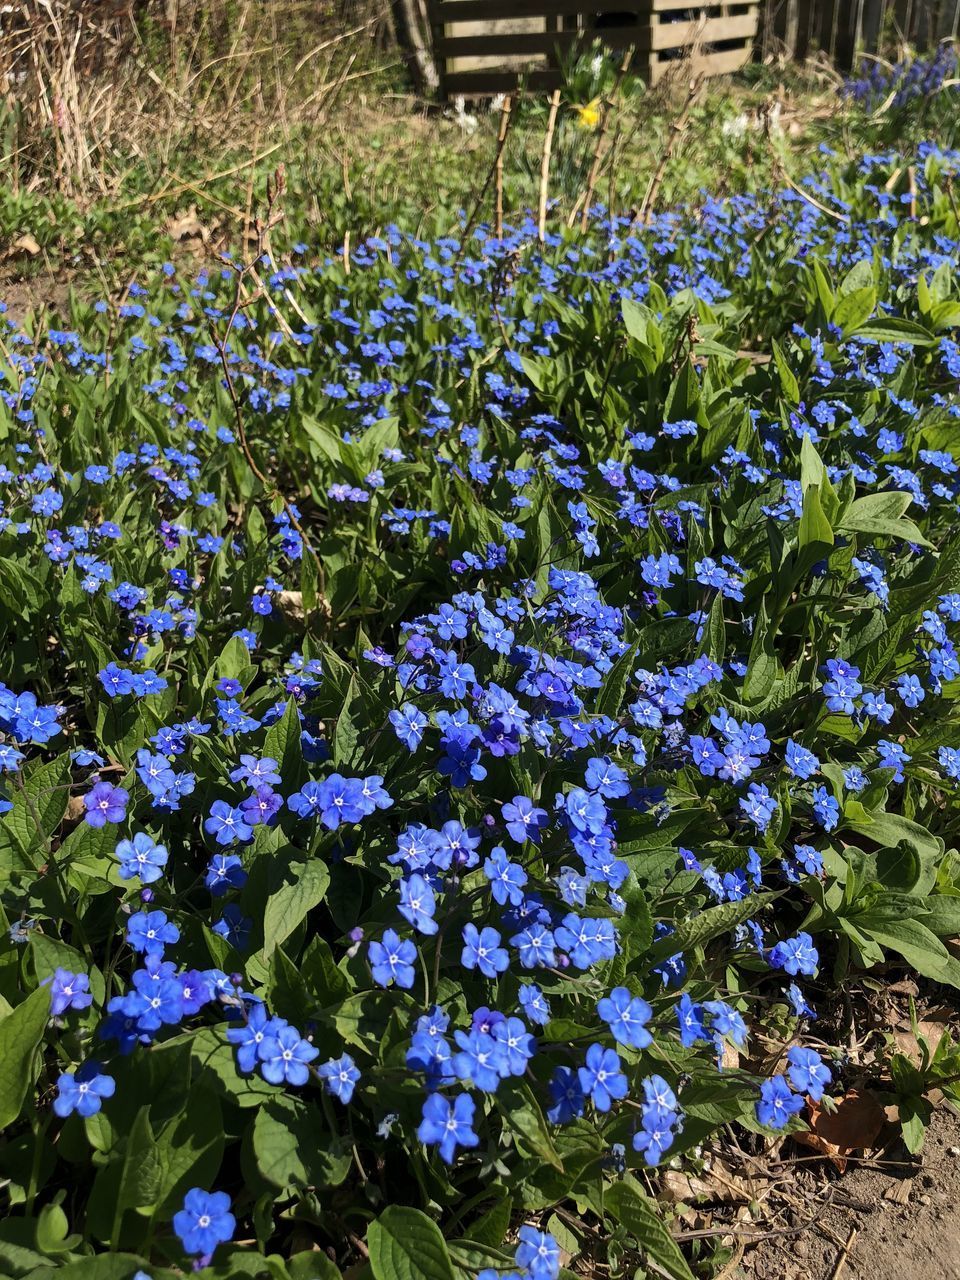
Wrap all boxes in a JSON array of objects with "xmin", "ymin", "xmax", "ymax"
[{"xmin": 743, "ymin": 1104, "xmax": 960, "ymax": 1280}]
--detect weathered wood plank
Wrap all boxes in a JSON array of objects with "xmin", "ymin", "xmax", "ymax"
[{"xmin": 435, "ymin": 26, "xmax": 652, "ymax": 58}]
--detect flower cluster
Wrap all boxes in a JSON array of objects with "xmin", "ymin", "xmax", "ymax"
[{"xmin": 0, "ymin": 133, "xmax": 959, "ymax": 1277}]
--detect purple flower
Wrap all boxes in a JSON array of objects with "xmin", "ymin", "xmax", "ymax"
[{"xmin": 83, "ymin": 782, "xmax": 128, "ymax": 827}]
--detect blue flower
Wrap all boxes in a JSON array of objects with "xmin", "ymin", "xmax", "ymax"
[
  {"xmin": 483, "ymin": 845, "xmax": 527, "ymax": 905},
  {"xmin": 389, "ymin": 703, "xmax": 428, "ymax": 750},
  {"xmin": 227, "ymin": 1004, "xmax": 287, "ymax": 1073},
  {"xmin": 48, "ymin": 968, "xmax": 93, "ymax": 1016},
  {"xmin": 547, "ymin": 1065, "xmax": 585, "ymax": 1123},
  {"xmin": 786, "ymin": 1046, "xmax": 832, "ymax": 1101},
  {"xmin": 126, "ymin": 910, "xmax": 179, "ymax": 953},
  {"xmin": 204, "ymin": 853, "xmax": 248, "ymax": 896},
  {"xmin": 578, "ymin": 1043, "xmax": 628, "ymax": 1112},
  {"xmin": 319, "ymin": 1053, "xmax": 361, "ymax": 1103},
  {"xmin": 452, "ymin": 1029, "xmax": 504, "ymax": 1091},
  {"xmin": 368, "ymin": 929, "xmax": 417, "ymax": 988},
  {"xmin": 676, "ymin": 993, "xmax": 708, "ymax": 1047},
  {"xmin": 515, "ymin": 1226, "xmax": 561, "ymax": 1279},
  {"xmin": 172, "ymin": 1187, "xmax": 235, "ymax": 1257},
  {"xmin": 461, "ymin": 924, "xmax": 508, "ymax": 978},
  {"xmin": 518, "ymin": 983, "xmax": 551, "ymax": 1026},
  {"xmin": 822, "ymin": 659, "xmax": 862, "ymax": 714},
  {"xmin": 315, "ymin": 774, "xmax": 367, "ymax": 828},
  {"xmin": 756, "ymin": 1074, "xmax": 804, "ymax": 1129},
  {"xmin": 114, "ymin": 832, "xmax": 168, "ymax": 883},
  {"xmin": 417, "ymin": 1092, "xmax": 479, "ymax": 1164},
  {"xmin": 204, "ymin": 800, "xmax": 253, "ymax": 845},
  {"xmin": 785, "ymin": 739, "xmax": 820, "ymax": 779},
  {"xmin": 398, "ymin": 874, "xmax": 438, "ymax": 935},
  {"xmin": 811, "ymin": 785, "xmax": 840, "ymax": 831},
  {"xmin": 769, "ymin": 932, "xmax": 819, "ymax": 977},
  {"xmin": 53, "ymin": 1063, "xmax": 115, "ymax": 1117},
  {"xmin": 597, "ymin": 986, "xmax": 653, "ymax": 1049},
  {"xmin": 501, "ymin": 795, "xmax": 548, "ymax": 844},
  {"xmin": 258, "ymin": 1024, "xmax": 319, "ymax": 1085},
  {"xmin": 83, "ymin": 782, "xmax": 128, "ymax": 827}
]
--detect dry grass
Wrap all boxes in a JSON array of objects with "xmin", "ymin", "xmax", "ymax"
[{"xmin": 0, "ymin": 0, "xmax": 392, "ymax": 201}]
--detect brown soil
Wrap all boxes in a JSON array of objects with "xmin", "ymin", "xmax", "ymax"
[{"xmin": 743, "ymin": 1105, "xmax": 960, "ymax": 1280}]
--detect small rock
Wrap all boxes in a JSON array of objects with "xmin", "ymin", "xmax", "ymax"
[
  {"xmin": 919, "ymin": 1193, "xmax": 931, "ymax": 1206},
  {"xmin": 948, "ymin": 1145, "xmax": 960, "ymax": 1157}
]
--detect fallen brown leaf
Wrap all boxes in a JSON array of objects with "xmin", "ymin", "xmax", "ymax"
[
  {"xmin": 892, "ymin": 1007, "xmax": 953, "ymax": 1067},
  {"xmin": 793, "ymin": 1089, "xmax": 886, "ymax": 1172}
]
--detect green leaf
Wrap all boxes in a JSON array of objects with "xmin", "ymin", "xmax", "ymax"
[
  {"xmin": 651, "ymin": 895, "xmax": 777, "ymax": 961},
  {"xmin": 3, "ymin": 753, "xmax": 72, "ymax": 862},
  {"xmin": 699, "ymin": 592, "xmax": 726, "ymax": 663},
  {"xmin": 596, "ymin": 640, "xmax": 639, "ymax": 718},
  {"xmin": 252, "ymin": 1096, "xmax": 351, "ymax": 1189},
  {"xmin": 920, "ymin": 895, "xmax": 960, "ymax": 939},
  {"xmin": 621, "ymin": 296, "xmax": 651, "ymax": 343},
  {"xmin": 798, "ymin": 484, "xmax": 834, "ymax": 550},
  {"xmin": 262, "ymin": 855, "xmax": 330, "ymax": 960},
  {"xmin": 833, "ymin": 286, "xmax": 876, "ymax": 334},
  {"xmin": 839, "ymin": 258, "xmax": 875, "ymax": 295},
  {"xmin": 605, "ymin": 1179, "xmax": 694, "ymax": 1280},
  {"xmin": 0, "ymin": 987, "xmax": 49, "ymax": 1129},
  {"xmin": 86, "ymin": 1105, "xmax": 162, "ymax": 1245},
  {"xmin": 367, "ymin": 1206, "xmax": 456, "ymax": 1280},
  {"xmin": 29, "ymin": 1255, "xmax": 171, "ymax": 1280},
  {"xmin": 843, "ymin": 809, "xmax": 941, "ymax": 862},
  {"xmin": 287, "ymin": 1252, "xmax": 343, "ymax": 1280},
  {"xmin": 664, "ymin": 359, "xmax": 700, "ymax": 423},
  {"xmin": 852, "ymin": 318, "xmax": 935, "ymax": 345},
  {"xmin": 263, "ymin": 698, "xmax": 303, "ymax": 783},
  {"xmin": 495, "ymin": 1080, "xmax": 563, "ymax": 1170},
  {"xmin": 856, "ymin": 917, "xmax": 955, "ymax": 985},
  {"xmin": 875, "ymin": 843, "xmax": 922, "ymax": 893},
  {"xmin": 149, "ymin": 1088, "xmax": 225, "ymax": 1216},
  {"xmin": 770, "ymin": 338, "xmax": 799, "ymax": 404}
]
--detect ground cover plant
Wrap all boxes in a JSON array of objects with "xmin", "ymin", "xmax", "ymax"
[{"xmin": 1, "ymin": 98, "xmax": 960, "ymax": 1280}]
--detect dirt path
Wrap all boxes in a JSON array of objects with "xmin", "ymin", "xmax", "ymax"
[{"xmin": 743, "ymin": 1106, "xmax": 960, "ymax": 1280}]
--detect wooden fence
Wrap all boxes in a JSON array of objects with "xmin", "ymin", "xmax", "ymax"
[
  {"xmin": 760, "ymin": 0, "xmax": 960, "ymax": 65},
  {"xmin": 428, "ymin": 1, "xmax": 763, "ymax": 97},
  {"xmin": 427, "ymin": 0, "xmax": 960, "ymax": 97}
]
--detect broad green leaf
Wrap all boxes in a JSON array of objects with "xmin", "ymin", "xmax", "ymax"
[
  {"xmin": 3, "ymin": 754, "xmax": 72, "ymax": 862},
  {"xmin": 596, "ymin": 639, "xmax": 639, "ymax": 718},
  {"xmin": 262, "ymin": 697, "xmax": 303, "ymax": 783},
  {"xmin": 367, "ymin": 1205, "xmax": 456, "ymax": 1280},
  {"xmin": 0, "ymin": 987, "xmax": 49, "ymax": 1129},
  {"xmin": 857, "ymin": 918, "xmax": 955, "ymax": 985},
  {"xmin": 798, "ymin": 484, "xmax": 834, "ymax": 550},
  {"xmin": 262, "ymin": 855, "xmax": 330, "ymax": 959},
  {"xmin": 651, "ymin": 894, "xmax": 777, "ymax": 961},
  {"xmin": 852, "ymin": 317, "xmax": 935, "ymax": 345},
  {"xmin": 605, "ymin": 1179, "xmax": 694, "ymax": 1280},
  {"xmin": 495, "ymin": 1080, "xmax": 563, "ymax": 1170},
  {"xmin": 253, "ymin": 1096, "xmax": 351, "ymax": 1189}
]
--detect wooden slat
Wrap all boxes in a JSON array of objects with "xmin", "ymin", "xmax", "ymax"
[
  {"xmin": 651, "ymin": 0, "xmax": 758, "ymax": 10},
  {"xmin": 650, "ymin": 13, "xmax": 758, "ymax": 48},
  {"xmin": 432, "ymin": 0, "xmax": 617, "ymax": 18},
  {"xmin": 431, "ymin": 0, "xmax": 758, "ymax": 17},
  {"xmin": 435, "ymin": 26, "xmax": 653, "ymax": 57},
  {"xmin": 648, "ymin": 44, "xmax": 753, "ymax": 81},
  {"xmin": 437, "ymin": 13, "xmax": 757, "ymax": 58}
]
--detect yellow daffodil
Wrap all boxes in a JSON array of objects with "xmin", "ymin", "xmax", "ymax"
[{"xmin": 574, "ymin": 97, "xmax": 602, "ymax": 130}]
